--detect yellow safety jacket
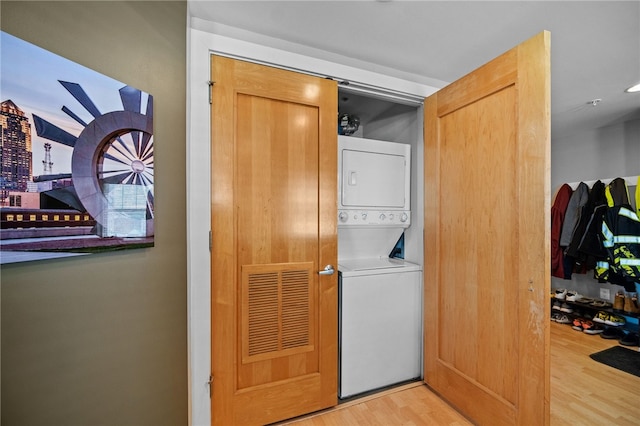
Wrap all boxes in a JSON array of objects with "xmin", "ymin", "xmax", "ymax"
[{"xmin": 600, "ymin": 205, "xmax": 640, "ymax": 291}]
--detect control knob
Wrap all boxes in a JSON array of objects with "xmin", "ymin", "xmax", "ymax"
[
  {"xmin": 338, "ymin": 211, "xmax": 348, "ymax": 222},
  {"xmin": 400, "ymin": 213, "xmax": 408, "ymax": 222}
]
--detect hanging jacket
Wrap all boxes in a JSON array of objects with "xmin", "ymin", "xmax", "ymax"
[
  {"xmin": 576, "ymin": 203, "xmax": 608, "ymax": 271},
  {"xmin": 559, "ymin": 182, "xmax": 589, "ymax": 278},
  {"xmin": 560, "ymin": 182, "xmax": 589, "ymax": 247},
  {"xmin": 605, "ymin": 177, "xmax": 630, "ymax": 207},
  {"xmin": 567, "ymin": 180, "xmax": 605, "ymax": 261},
  {"xmin": 551, "ymin": 184, "xmax": 573, "ymax": 278},
  {"xmin": 595, "ymin": 178, "xmax": 634, "ymax": 282},
  {"xmin": 601, "ymin": 204, "xmax": 640, "ymax": 291}
]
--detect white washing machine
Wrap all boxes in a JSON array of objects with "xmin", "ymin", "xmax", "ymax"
[{"xmin": 338, "ymin": 257, "xmax": 423, "ymax": 399}]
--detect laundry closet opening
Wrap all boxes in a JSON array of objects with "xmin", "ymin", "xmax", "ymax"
[{"xmin": 336, "ymin": 87, "xmax": 426, "ymax": 400}]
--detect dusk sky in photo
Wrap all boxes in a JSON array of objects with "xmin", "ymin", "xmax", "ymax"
[{"xmin": 1, "ymin": 31, "xmax": 150, "ymax": 177}]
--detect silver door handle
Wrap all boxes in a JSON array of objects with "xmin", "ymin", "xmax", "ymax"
[{"xmin": 318, "ymin": 265, "xmax": 335, "ymax": 275}]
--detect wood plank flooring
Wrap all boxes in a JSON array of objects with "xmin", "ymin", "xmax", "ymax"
[
  {"xmin": 550, "ymin": 320, "xmax": 640, "ymax": 426},
  {"xmin": 278, "ymin": 382, "xmax": 471, "ymax": 426},
  {"xmin": 278, "ymin": 321, "xmax": 640, "ymax": 425}
]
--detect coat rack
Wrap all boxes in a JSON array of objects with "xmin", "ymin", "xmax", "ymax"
[{"xmin": 565, "ymin": 175, "xmax": 639, "ymax": 190}]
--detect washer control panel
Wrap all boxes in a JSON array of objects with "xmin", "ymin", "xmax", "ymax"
[{"xmin": 338, "ymin": 210, "xmax": 410, "ymax": 227}]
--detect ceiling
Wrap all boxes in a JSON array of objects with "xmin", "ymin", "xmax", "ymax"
[{"xmin": 188, "ymin": 1, "xmax": 640, "ymax": 140}]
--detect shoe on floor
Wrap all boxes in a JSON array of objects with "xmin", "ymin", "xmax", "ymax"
[
  {"xmin": 581, "ymin": 321, "xmax": 604, "ymax": 335},
  {"xmin": 572, "ymin": 317, "xmax": 584, "ymax": 331},
  {"xmin": 620, "ymin": 332, "xmax": 640, "ymax": 347},
  {"xmin": 552, "ymin": 301, "xmax": 562, "ymax": 311},
  {"xmin": 556, "ymin": 314, "xmax": 572, "ymax": 324},
  {"xmin": 551, "ymin": 312, "xmax": 563, "ymax": 322},
  {"xmin": 600, "ymin": 326, "xmax": 626, "ymax": 340}
]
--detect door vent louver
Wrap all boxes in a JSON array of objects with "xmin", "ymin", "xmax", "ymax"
[
  {"xmin": 243, "ymin": 263, "xmax": 314, "ymax": 361},
  {"xmin": 247, "ymin": 272, "xmax": 280, "ymax": 355},
  {"xmin": 281, "ymin": 270, "xmax": 310, "ymax": 349}
]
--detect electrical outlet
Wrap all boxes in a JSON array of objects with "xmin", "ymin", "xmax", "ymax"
[{"xmin": 600, "ymin": 288, "xmax": 610, "ymax": 300}]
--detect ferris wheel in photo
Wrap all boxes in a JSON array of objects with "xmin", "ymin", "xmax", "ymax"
[{"xmin": 33, "ymin": 80, "xmax": 154, "ymax": 237}]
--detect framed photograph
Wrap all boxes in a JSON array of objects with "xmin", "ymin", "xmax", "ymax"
[{"xmin": 1, "ymin": 31, "xmax": 154, "ymax": 264}]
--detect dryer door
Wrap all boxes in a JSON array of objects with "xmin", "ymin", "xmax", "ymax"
[{"xmin": 341, "ymin": 149, "xmax": 406, "ymax": 208}]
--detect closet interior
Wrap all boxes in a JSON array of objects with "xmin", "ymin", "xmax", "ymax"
[{"xmin": 336, "ymin": 87, "xmax": 425, "ymax": 399}]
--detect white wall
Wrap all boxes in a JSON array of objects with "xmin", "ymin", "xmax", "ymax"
[{"xmin": 551, "ymin": 118, "xmax": 640, "ymax": 189}]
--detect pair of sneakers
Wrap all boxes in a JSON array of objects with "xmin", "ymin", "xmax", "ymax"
[
  {"xmin": 571, "ymin": 317, "xmax": 604, "ymax": 334},
  {"xmin": 620, "ymin": 332, "xmax": 640, "ymax": 347},
  {"xmin": 551, "ymin": 311, "xmax": 572, "ymax": 324},
  {"xmin": 601, "ymin": 326, "xmax": 626, "ymax": 340},
  {"xmin": 601, "ymin": 327, "xmax": 640, "ymax": 346},
  {"xmin": 554, "ymin": 289, "xmax": 567, "ymax": 300},
  {"xmin": 565, "ymin": 291, "xmax": 581, "ymax": 302},
  {"xmin": 552, "ymin": 300, "xmax": 574, "ymax": 313},
  {"xmin": 553, "ymin": 288, "xmax": 581, "ymax": 302},
  {"xmin": 592, "ymin": 311, "xmax": 626, "ymax": 327}
]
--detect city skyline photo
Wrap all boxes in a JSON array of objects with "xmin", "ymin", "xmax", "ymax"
[{"xmin": 1, "ymin": 31, "xmax": 155, "ymax": 264}]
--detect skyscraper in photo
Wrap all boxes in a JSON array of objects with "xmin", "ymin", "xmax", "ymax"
[{"xmin": 0, "ymin": 99, "xmax": 33, "ymax": 192}]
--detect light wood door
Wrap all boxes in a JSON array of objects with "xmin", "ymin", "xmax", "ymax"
[
  {"xmin": 210, "ymin": 56, "xmax": 338, "ymax": 426},
  {"xmin": 423, "ymin": 32, "xmax": 551, "ymax": 425}
]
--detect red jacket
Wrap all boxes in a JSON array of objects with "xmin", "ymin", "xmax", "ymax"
[{"xmin": 551, "ymin": 184, "xmax": 573, "ymax": 278}]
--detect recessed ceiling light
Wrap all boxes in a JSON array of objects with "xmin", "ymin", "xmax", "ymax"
[{"xmin": 625, "ymin": 82, "xmax": 640, "ymax": 93}]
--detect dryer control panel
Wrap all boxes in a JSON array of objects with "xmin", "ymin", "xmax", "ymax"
[{"xmin": 338, "ymin": 209, "xmax": 410, "ymax": 227}]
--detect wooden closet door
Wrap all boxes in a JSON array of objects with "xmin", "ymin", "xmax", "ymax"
[
  {"xmin": 210, "ymin": 56, "xmax": 338, "ymax": 426},
  {"xmin": 424, "ymin": 32, "xmax": 551, "ymax": 425}
]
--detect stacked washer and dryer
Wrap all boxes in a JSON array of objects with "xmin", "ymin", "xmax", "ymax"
[{"xmin": 337, "ymin": 135, "xmax": 423, "ymax": 399}]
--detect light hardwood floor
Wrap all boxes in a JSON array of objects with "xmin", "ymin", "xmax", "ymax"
[
  {"xmin": 279, "ymin": 321, "xmax": 640, "ymax": 425},
  {"xmin": 550, "ymin": 321, "xmax": 640, "ymax": 426}
]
